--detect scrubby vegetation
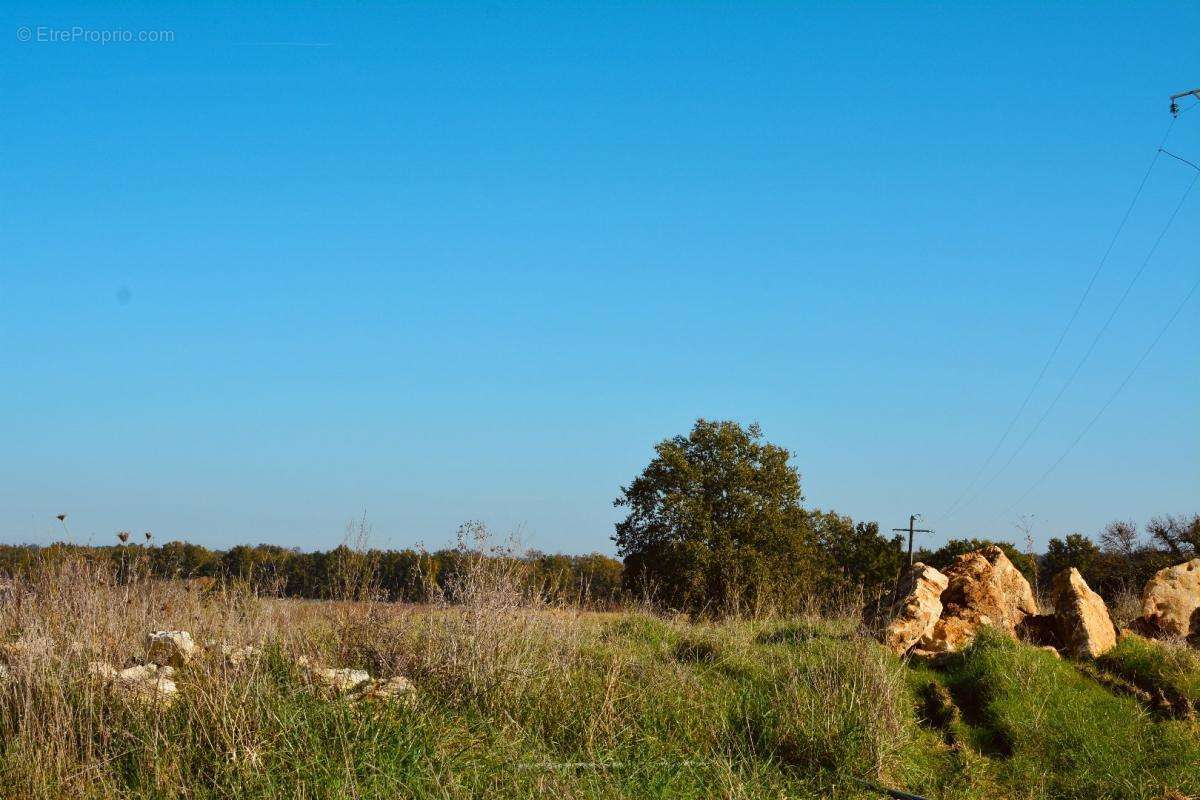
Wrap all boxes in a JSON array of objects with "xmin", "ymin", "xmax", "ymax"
[
  {"xmin": 1, "ymin": 544, "xmax": 1198, "ymax": 800},
  {"xmin": 3, "ymin": 421, "xmax": 1198, "ymax": 798}
]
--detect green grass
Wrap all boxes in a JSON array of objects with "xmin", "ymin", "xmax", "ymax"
[
  {"xmin": 4, "ymin": 604, "xmax": 1200, "ymax": 799},
  {"xmin": 925, "ymin": 629, "xmax": 1200, "ymax": 800},
  {"xmin": 1095, "ymin": 634, "xmax": 1200, "ymax": 716}
]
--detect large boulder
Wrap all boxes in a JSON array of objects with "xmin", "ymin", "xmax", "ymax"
[
  {"xmin": 920, "ymin": 546, "xmax": 1037, "ymax": 653},
  {"xmin": 882, "ymin": 563, "xmax": 949, "ymax": 654},
  {"xmin": 1050, "ymin": 568, "xmax": 1116, "ymax": 658},
  {"xmin": 1139, "ymin": 559, "xmax": 1200, "ymax": 639},
  {"xmin": 145, "ymin": 630, "xmax": 199, "ymax": 668}
]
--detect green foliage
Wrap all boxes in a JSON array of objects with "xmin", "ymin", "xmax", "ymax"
[
  {"xmin": 808, "ymin": 512, "xmax": 904, "ymax": 614},
  {"xmin": 1043, "ymin": 532, "xmax": 1102, "ymax": 580},
  {"xmin": 613, "ymin": 420, "xmax": 813, "ymax": 615}
]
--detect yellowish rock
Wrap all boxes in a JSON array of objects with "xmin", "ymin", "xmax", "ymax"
[
  {"xmin": 921, "ymin": 546, "xmax": 1037, "ymax": 653},
  {"xmin": 1050, "ymin": 568, "xmax": 1116, "ymax": 658},
  {"xmin": 882, "ymin": 562, "xmax": 948, "ymax": 655},
  {"xmin": 145, "ymin": 630, "xmax": 199, "ymax": 668},
  {"xmin": 89, "ymin": 661, "xmax": 177, "ymax": 705},
  {"xmin": 1140, "ymin": 559, "xmax": 1200, "ymax": 638},
  {"xmin": 218, "ymin": 644, "xmax": 262, "ymax": 668},
  {"xmin": 350, "ymin": 675, "xmax": 417, "ymax": 705}
]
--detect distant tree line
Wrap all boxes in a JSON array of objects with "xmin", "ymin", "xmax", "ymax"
[
  {"xmin": 3, "ymin": 420, "xmax": 1192, "ymax": 616},
  {"xmin": 0, "ymin": 511, "xmax": 1192, "ymax": 613},
  {"xmin": 0, "ymin": 540, "xmax": 625, "ymax": 608}
]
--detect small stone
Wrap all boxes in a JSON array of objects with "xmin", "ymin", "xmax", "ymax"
[
  {"xmin": 351, "ymin": 675, "xmax": 417, "ymax": 705},
  {"xmin": 218, "ymin": 644, "xmax": 262, "ymax": 668},
  {"xmin": 297, "ymin": 657, "xmax": 371, "ymax": 694},
  {"xmin": 145, "ymin": 630, "xmax": 199, "ymax": 668},
  {"xmin": 90, "ymin": 660, "xmax": 177, "ymax": 705},
  {"xmin": 88, "ymin": 661, "xmax": 119, "ymax": 681}
]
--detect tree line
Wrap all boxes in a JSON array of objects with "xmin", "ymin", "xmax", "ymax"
[
  {"xmin": 3, "ymin": 420, "xmax": 1194, "ymax": 615},
  {"xmin": 0, "ymin": 539, "xmax": 624, "ymax": 607}
]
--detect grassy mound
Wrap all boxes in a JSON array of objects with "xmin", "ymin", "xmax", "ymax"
[
  {"xmin": 927, "ymin": 629, "xmax": 1200, "ymax": 800},
  {"xmin": 1095, "ymin": 634, "xmax": 1200, "ymax": 716}
]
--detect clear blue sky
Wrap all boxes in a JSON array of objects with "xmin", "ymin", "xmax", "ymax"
[{"xmin": 2, "ymin": 2, "xmax": 1197, "ymax": 554}]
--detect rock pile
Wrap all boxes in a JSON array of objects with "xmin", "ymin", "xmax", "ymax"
[
  {"xmin": 296, "ymin": 655, "xmax": 416, "ymax": 705},
  {"xmin": 881, "ymin": 546, "xmax": 1118, "ymax": 659},
  {"xmin": 89, "ymin": 661, "xmax": 178, "ymax": 705},
  {"xmin": 920, "ymin": 545, "xmax": 1038, "ymax": 654},
  {"xmin": 0, "ymin": 628, "xmax": 417, "ymax": 709}
]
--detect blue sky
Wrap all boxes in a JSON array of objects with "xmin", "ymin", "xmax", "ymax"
[{"xmin": 2, "ymin": 2, "xmax": 1197, "ymax": 554}]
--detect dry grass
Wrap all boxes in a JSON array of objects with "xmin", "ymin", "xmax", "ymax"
[{"xmin": 1, "ymin": 539, "xmax": 1196, "ymax": 799}]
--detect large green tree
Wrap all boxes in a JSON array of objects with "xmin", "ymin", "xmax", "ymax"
[{"xmin": 613, "ymin": 419, "xmax": 812, "ymax": 614}]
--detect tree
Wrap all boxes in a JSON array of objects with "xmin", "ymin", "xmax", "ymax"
[
  {"xmin": 1099, "ymin": 520, "xmax": 1139, "ymax": 557},
  {"xmin": 613, "ymin": 419, "xmax": 812, "ymax": 615},
  {"xmin": 1097, "ymin": 520, "xmax": 1141, "ymax": 592},
  {"xmin": 1042, "ymin": 533, "xmax": 1101, "ymax": 581},
  {"xmin": 1146, "ymin": 514, "xmax": 1200, "ymax": 559},
  {"xmin": 809, "ymin": 512, "xmax": 903, "ymax": 613}
]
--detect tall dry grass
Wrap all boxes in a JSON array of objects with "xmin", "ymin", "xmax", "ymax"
[
  {"xmin": 0, "ymin": 550, "xmax": 279, "ymax": 797},
  {"xmin": 330, "ymin": 521, "xmax": 588, "ymax": 712},
  {"xmin": 6, "ymin": 529, "xmax": 1151, "ymax": 799}
]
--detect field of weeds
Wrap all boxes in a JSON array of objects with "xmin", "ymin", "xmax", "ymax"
[{"xmin": 1, "ymin": 550, "xmax": 1198, "ymax": 800}]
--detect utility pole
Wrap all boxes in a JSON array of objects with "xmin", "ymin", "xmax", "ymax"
[
  {"xmin": 892, "ymin": 514, "xmax": 933, "ymax": 567},
  {"xmin": 1170, "ymin": 87, "xmax": 1200, "ymax": 116}
]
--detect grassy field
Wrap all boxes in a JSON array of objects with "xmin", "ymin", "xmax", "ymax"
[{"xmin": 0, "ymin": 555, "xmax": 1198, "ymax": 800}]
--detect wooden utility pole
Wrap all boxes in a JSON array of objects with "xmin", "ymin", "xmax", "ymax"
[{"xmin": 892, "ymin": 514, "xmax": 933, "ymax": 567}]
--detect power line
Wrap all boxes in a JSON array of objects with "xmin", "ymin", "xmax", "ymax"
[
  {"xmin": 1159, "ymin": 148, "xmax": 1200, "ymax": 173},
  {"xmin": 933, "ymin": 118, "xmax": 1179, "ymax": 524},
  {"xmin": 992, "ymin": 269, "xmax": 1200, "ymax": 522},
  {"xmin": 941, "ymin": 168, "xmax": 1199, "ymax": 525}
]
